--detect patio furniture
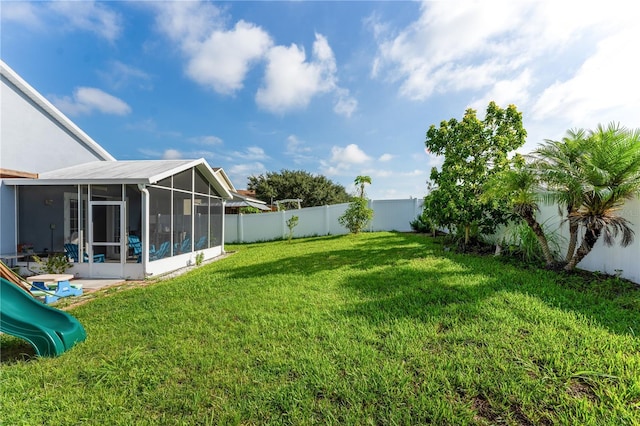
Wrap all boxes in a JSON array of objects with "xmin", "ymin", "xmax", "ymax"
[
  {"xmin": 64, "ymin": 244, "xmax": 105, "ymax": 263},
  {"xmin": 174, "ymin": 237, "xmax": 191, "ymax": 254},
  {"xmin": 195, "ymin": 236, "xmax": 207, "ymax": 250},
  {"xmin": 27, "ymin": 273, "xmax": 83, "ymax": 304},
  {"xmin": 149, "ymin": 241, "xmax": 170, "ymax": 261},
  {"xmin": 127, "ymin": 235, "xmax": 142, "ymax": 263}
]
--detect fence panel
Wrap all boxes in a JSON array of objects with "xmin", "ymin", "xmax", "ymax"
[{"xmin": 225, "ymin": 199, "xmax": 420, "ymax": 243}]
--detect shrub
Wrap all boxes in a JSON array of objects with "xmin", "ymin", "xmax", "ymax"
[
  {"xmin": 338, "ymin": 198, "xmax": 373, "ymax": 234},
  {"xmin": 32, "ymin": 254, "xmax": 72, "ymax": 274}
]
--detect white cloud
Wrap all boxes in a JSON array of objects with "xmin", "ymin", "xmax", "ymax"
[
  {"xmin": 333, "ymin": 89, "xmax": 358, "ymax": 118},
  {"xmin": 373, "ymin": 0, "xmax": 638, "ymax": 116},
  {"xmin": 49, "ymin": 1, "xmax": 122, "ymax": 42},
  {"xmin": 100, "ymin": 61, "xmax": 152, "ymax": 90},
  {"xmin": 0, "ymin": 2, "xmax": 43, "ymax": 28},
  {"xmin": 531, "ymin": 24, "xmax": 640, "ymax": 124},
  {"xmin": 379, "ymin": 153, "xmax": 394, "ymax": 162},
  {"xmin": 228, "ymin": 162, "xmax": 267, "ymax": 186},
  {"xmin": 229, "ymin": 146, "xmax": 269, "ymax": 161},
  {"xmin": 286, "ymin": 135, "xmax": 314, "ymax": 164},
  {"xmin": 152, "ymin": 3, "xmax": 356, "ymax": 115},
  {"xmin": 256, "ymin": 33, "xmax": 338, "ymax": 113},
  {"xmin": 330, "ymin": 144, "xmax": 371, "ymax": 164},
  {"xmin": 153, "ymin": 2, "xmax": 271, "ymax": 95},
  {"xmin": 186, "ymin": 20, "xmax": 273, "ymax": 94},
  {"xmin": 51, "ymin": 87, "xmax": 131, "ymax": 116},
  {"xmin": 162, "ymin": 149, "xmax": 183, "ymax": 160},
  {"xmin": 191, "ymin": 135, "xmax": 223, "ymax": 146}
]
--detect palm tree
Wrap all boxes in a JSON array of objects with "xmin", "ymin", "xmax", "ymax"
[
  {"xmin": 354, "ymin": 175, "xmax": 372, "ymax": 199},
  {"xmin": 533, "ymin": 128, "xmax": 589, "ymax": 263},
  {"xmin": 484, "ymin": 159, "xmax": 556, "ymax": 267},
  {"xmin": 563, "ymin": 123, "xmax": 640, "ymax": 271}
]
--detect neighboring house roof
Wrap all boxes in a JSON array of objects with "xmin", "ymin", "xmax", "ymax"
[
  {"xmin": 0, "ymin": 168, "xmax": 38, "ymax": 179},
  {"xmin": 227, "ymin": 191, "xmax": 272, "ymax": 211},
  {"xmin": 3, "ymin": 159, "xmax": 233, "ymax": 199},
  {"xmin": 212, "ymin": 167, "xmax": 236, "ymax": 192},
  {"xmin": 0, "ymin": 60, "xmax": 116, "ymax": 162}
]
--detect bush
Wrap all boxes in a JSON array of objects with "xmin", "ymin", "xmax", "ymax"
[
  {"xmin": 410, "ymin": 215, "xmax": 432, "ymax": 233},
  {"xmin": 32, "ymin": 254, "xmax": 72, "ymax": 274},
  {"xmin": 338, "ymin": 198, "xmax": 373, "ymax": 234}
]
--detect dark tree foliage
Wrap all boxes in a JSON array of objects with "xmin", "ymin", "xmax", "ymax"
[{"xmin": 247, "ymin": 170, "xmax": 351, "ymax": 207}]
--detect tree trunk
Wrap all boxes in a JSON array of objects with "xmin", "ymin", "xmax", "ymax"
[
  {"xmin": 565, "ymin": 208, "xmax": 579, "ymax": 263},
  {"xmin": 564, "ymin": 226, "xmax": 601, "ymax": 271},
  {"xmin": 464, "ymin": 224, "xmax": 470, "ymax": 246},
  {"xmin": 522, "ymin": 213, "xmax": 555, "ymax": 267}
]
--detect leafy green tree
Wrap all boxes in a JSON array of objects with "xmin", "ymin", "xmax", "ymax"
[
  {"xmin": 339, "ymin": 176, "xmax": 374, "ymax": 234},
  {"xmin": 424, "ymin": 102, "xmax": 527, "ymax": 246},
  {"xmin": 483, "ymin": 156, "xmax": 556, "ymax": 267},
  {"xmin": 247, "ymin": 170, "xmax": 350, "ymax": 207},
  {"xmin": 533, "ymin": 129, "xmax": 589, "ymax": 262},
  {"xmin": 562, "ymin": 123, "xmax": 640, "ymax": 271}
]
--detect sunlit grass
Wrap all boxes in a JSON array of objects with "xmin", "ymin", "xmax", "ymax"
[{"xmin": 1, "ymin": 232, "xmax": 638, "ymax": 425}]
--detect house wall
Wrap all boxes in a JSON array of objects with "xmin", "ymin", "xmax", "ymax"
[
  {"xmin": 0, "ymin": 74, "xmax": 111, "ymax": 173},
  {"xmin": 0, "ymin": 69, "xmax": 113, "ymax": 255}
]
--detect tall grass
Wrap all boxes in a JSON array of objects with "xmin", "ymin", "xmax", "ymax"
[{"xmin": 1, "ymin": 232, "xmax": 638, "ymax": 425}]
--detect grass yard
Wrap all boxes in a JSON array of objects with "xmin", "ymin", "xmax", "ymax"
[{"xmin": 1, "ymin": 232, "xmax": 639, "ymax": 425}]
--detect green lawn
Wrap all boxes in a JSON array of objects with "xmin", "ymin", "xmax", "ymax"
[{"xmin": 1, "ymin": 232, "xmax": 639, "ymax": 425}]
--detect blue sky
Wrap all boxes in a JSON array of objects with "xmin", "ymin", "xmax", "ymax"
[{"xmin": 2, "ymin": 1, "xmax": 639, "ymax": 200}]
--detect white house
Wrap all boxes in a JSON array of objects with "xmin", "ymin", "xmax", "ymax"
[{"xmin": 0, "ymin": 60, "xmax": 233, "ymax": 279}]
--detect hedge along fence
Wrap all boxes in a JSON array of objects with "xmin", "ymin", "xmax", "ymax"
[
  {"xmin": 224, "ymin": 198, "xmax": 424, "ymax": 243},
  {"xmin": 223, "ymin": 196, "xmax": 640, "ymax": 284}
]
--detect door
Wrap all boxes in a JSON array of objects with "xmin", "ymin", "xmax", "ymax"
[{"xmin": 89, "ymin": 201, "xmax": 126, "ymax": 278}]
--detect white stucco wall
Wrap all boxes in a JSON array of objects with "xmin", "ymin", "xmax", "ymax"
[{"xmin": 0, "ymin": 74, "xmax": 110, "ymax": 173}]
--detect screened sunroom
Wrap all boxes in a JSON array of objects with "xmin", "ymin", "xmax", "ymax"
[{"xmin": 5, "ymin": 159, "xmax": 232, "ymax": 279}]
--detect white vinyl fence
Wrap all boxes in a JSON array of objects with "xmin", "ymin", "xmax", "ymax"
[
  {"xmin": 223, "ymin": 196, "xmax": 640, "ymax": 284},
  {"xmin": 224, "ymin": 198, "xmax": 423, "ymax": 243}
]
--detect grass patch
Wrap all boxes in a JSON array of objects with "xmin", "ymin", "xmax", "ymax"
[{"xmin": 1, "ymin": 232, "xmax": 639, "ymax": 424}]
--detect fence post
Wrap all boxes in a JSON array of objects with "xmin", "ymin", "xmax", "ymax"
[
  {"xmin": 237, "ymin": 213, "xmax": 244, "ymax": 243},
  {"xmin": 324, "ymin": 205, "xmax": 330, "ymax": 235},
  {"xmin": 281, "ymin": 210, "xmax": 287, "ymax": 240}
]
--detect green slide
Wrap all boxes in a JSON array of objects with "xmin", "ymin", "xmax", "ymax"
[{"xmin": 0, "ymin": 277, "xmax": 86, "ymax": 357}]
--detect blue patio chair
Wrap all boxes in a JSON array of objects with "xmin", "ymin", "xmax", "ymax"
[
  {"xmin": 149, "ymin": 241, "xmax": 170, "ymax": 261},
  {"xmin": 64, "ymin": 243, "xmax": 105, "ymax": 263},
  {"xmin": 195, "ymin": 236, "xmax": 207, "ymax": 250},
  {"xmin": 127, "ymin": 235, "xmax": 142, "ymax": 263},
  {"xmin": 173, "ymin": 237, "xmax": 191, "ymax": 254}
]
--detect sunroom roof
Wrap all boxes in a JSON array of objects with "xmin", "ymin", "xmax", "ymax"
[{"xmin": 3, "ymin": 159, "xmax": 233, "ymax": 199}]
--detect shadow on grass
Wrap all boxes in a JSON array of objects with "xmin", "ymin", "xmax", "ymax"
[
  {"xmin": 225, "ymin": 234, "xmax": 439, "ymax": 279},
  {"xmin": 341, "ymin": 244, "xmax": 638, "ymax": 338},
  {"xmin": 231, "ymin": 232, "xmax": 639, "ymax": 337},
  {"xmin": 0, "ymin": 336, "xmax": 37, "ymax": 364}
]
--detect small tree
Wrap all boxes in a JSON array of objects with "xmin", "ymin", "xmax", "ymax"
[
  {"xmin": 339, "ymin": 198, "xmax": 373, "ymax": 234},
  {"xmin": 286, "ymin": 215, "xmax": 299, "ymax": 242},
  {"xmin": 339, "ymin": 176, "xmax": 374, "ymax": 234},
  {"xmin": 424, "ymin": 102, "xmax": 526, "ymax": 247}
]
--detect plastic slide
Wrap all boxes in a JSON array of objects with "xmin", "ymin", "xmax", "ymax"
[{"xmin": 0, "ymin": 277, "xmax": 86, "ymax": 357}]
